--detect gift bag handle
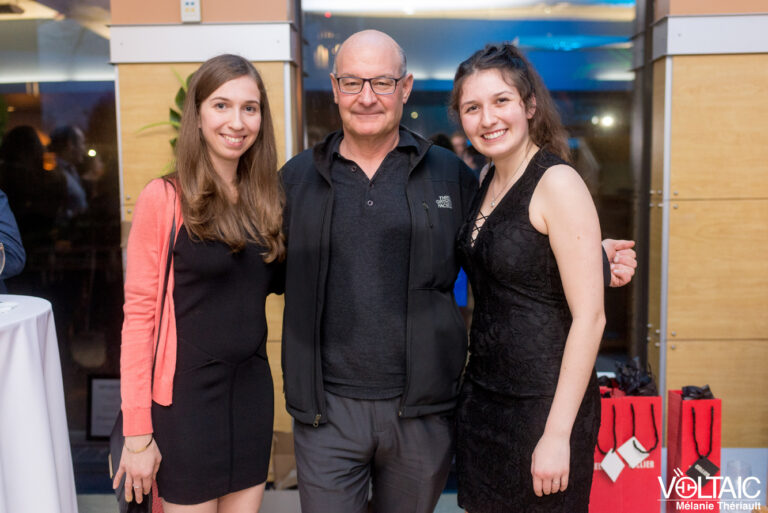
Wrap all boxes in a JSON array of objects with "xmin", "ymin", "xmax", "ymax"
[
  {"xmin": 692, "ymin": 406, "xmax": 715, "ymax": 459},
  {"xmin": 596, "ymin": 404, "xmax": 617, "ymax": 455},
  {"xmin": 630, "ymin": 403, "xmax": 659, "ymax": 454}
]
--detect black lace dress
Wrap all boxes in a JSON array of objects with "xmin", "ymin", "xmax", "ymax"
[{"xmin": 455, "ymin": 149, "xmax": 600, "ymax": 513}]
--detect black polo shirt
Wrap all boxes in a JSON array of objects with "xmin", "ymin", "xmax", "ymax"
[{"xmin": 320, "ymin": 133, "xmax": 417, "ymax": 400}]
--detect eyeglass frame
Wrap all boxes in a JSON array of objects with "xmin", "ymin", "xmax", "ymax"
[{"xmin": 333, "ymin": 74, "xmax": 407, "ymax": 95}]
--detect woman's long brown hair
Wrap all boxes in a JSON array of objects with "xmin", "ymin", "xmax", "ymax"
[
  {"xmin": 173, "ymin": 54, "xmax": 285, "ymax": 262},
  {"xmin": 450, "ymin": 43, "xmax": 571, "ymax": 163}
]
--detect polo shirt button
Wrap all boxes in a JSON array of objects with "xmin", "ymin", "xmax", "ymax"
[
  {"xmin": 351, "ymin": 166, "xmax": 357, "ymax": 172},
  {"xmin": 367, "ymin": 200, "xmax": 374, "ymax": 206}
]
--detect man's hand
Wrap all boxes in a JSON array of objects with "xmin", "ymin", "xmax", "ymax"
[{"xmin": 602, "ymin": 239, "xmax": 637, "ymax": 288}]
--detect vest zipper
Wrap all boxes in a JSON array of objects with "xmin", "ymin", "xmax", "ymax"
[{"xmin": 422, "ymin": 201, "xmax": 433, "ymax": 228}]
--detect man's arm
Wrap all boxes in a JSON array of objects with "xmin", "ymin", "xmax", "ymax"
[
  {"xmin": 0, "ymin": 190, "xmax": 26, "ymax": 280},
  {"xmin": 601, "ymin": 239, "xmax": 637, "ymax": 288}
]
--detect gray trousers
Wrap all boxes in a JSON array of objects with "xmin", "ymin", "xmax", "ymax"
[{"xmin": 293, "ymin": 392, "xmax": 455, "ymax": 513}]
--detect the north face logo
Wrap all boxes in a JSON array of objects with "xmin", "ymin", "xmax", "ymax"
[{"xmin": 436, "ymin": 195, "xmax": 452, "ymax": 209}]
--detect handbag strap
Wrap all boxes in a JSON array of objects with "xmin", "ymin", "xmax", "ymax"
[{"xmin": 149, "ymin": 184, "xmax": 177, "ymax": 390}]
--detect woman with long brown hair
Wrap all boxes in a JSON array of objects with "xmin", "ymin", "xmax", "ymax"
[
  {"xmin": 451, "ymin": 43, "xmax": 605, "ymax": 512},
  {"xmin": 113, "ymin": 54, "xmax": 284, "ymax": 512}
]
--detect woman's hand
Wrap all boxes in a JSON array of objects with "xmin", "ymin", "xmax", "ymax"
[
  {"xmin": 530, "ymin": 432, "xmax": 570, "ymax": 497},
  {"xmin": 112, "ymin": 434, "xmax": 162, "ymax": 504}
]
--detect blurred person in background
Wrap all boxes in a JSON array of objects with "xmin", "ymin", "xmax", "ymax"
[
  {"xmin": 49, "ymin": 125, "xmax": 88, "ymax": 221},
  {"xmin": 0, "ymin": 188, "xmax": 25, "ymax": 293},
  {"xmin": 0, "ymin": 125, "xmax": 64, "ymax": 248}
]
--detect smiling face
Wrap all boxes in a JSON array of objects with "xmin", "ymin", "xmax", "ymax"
[
  {"xmin": 331, "ymin": 31, "xmax": 413, "ymax": 143},
  {"xmin": 198, "ymin": 75, "xmax": 262, "ymax": 174},
  {"xmin": 458, "ymin": 68, "xmax": 535, "ymax": 166}
]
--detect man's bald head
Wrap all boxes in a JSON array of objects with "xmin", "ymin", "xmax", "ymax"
[{"xmin": 332, "ymin": 30, "xmax": 407, "ymax": 76}]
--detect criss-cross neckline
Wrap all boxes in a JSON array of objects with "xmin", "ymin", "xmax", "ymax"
[{"xmin": 469, "ymin": 149, "xmax": 541, "ymax": 248}]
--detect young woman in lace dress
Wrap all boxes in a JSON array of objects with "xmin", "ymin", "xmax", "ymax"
[{"xmin": 451, "ymin": 43, "xmax": 605, "ymax": 513}]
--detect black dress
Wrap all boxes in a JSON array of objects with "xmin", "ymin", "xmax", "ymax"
[
  {"xmin": 152, "ymin": 225, "xmax": 279, "ymax": 505},
  {"xmin": 455, "ymin": 149, "xmax": 600, "ymax": 513}
]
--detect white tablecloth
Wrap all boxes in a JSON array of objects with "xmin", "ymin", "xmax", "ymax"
[{"xmin": 0, "ymin": 295, "xmax": 78, "ymax": 513}]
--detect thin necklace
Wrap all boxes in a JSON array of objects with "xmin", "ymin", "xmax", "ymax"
[{"xmin": 489, "ymin": 145, "xmax": 532, "ymax": 208}]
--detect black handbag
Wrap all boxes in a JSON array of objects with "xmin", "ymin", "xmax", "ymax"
[{"xmin": 109, "ymin": 212, "xmax": 176, "ymax": 513}]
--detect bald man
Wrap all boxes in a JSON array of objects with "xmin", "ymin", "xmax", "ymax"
[
  {"xmin": 279, "ymin": 30, "xmax": 636, "ymax": 513},
  {"xmin": 279, "ymin": 30, "xmax": 474, "ymax": 513}
]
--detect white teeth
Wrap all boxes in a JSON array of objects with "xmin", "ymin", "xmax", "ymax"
[
  {"xmin": 223, "ymin": 135, "xmax": 244, "ymax": 144},
  {"xmin": 483, "ymin": 129, "xmax": 506, "ymax": 140}
]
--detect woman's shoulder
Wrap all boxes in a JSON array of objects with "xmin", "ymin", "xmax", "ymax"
[
  {"xmin": 533, "ymin": 148, "xmax": 579, "ymax": 186},
  {"xmin": 137, "ymin": 177, "xmax": 177, "ymax": 205}
]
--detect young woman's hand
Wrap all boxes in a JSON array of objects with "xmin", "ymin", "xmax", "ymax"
[
  {"xmin": 530, "ymin": 432, "xmax": 570, "ymax": 497},
  {"xmin": 112, "ymin": 434, "xmax": 162, "ymax": 504}
]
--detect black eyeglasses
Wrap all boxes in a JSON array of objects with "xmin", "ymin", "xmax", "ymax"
[{"xmin": 334, "ymin": 75, "xmax": 406, "ymax": 95}]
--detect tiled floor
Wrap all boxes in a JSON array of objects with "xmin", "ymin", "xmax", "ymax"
[
  {"xmin": 77, "ymin": 491, "xmax": 463, "ymax": 513},
  {"xmin": 78, "ymin": 448, "xmax": 768, "ymax": 513}
]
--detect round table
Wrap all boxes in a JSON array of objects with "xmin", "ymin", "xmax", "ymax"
[{"xmin": 0, "ymin": 294, "xmax": 78, "ymax": 513}]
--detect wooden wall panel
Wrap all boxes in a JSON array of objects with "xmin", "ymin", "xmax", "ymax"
[
  {"xmin": 647, "ymin": 58, "xmax": 667, "ymax": 373},
  {"xmin": 202, "ymin": 0, "xmax": 291, "ymax": 23},
  {"xmin": 111, "ymin": 0, "xmax": 179, "ymax": 25},
  {"xmin": 267, "ymin": 340, "xmax": 291, "ymax": 432},
  {"xmin": 255, "ymin": 62, "xmax": 288, "ymax": 167},
  {"xmin": 656, "ymin": 0, "xmax": 768, "ymax": 20},
  {"xmin": 118, "ymin": 61, "xmax": 287, "ymax": 220},
  {"xmin": 647, "ymin": 202, "xmax": 662, "ymax": 373},
  {"xmin": 654, "ymin": 0, "xmax": 670, "ymax": 22},
  {"xmin": 670, "ymin": 55, "xmax": 768, "ymax": 200},
  {"xmin": 118, "ymin": 63, "xmax": 199, "ymax": 219},
  {"xmin": 667, "ymin": 199, "xmax": 768, "ymax": 340},
  {"xmin": 666, "ymin": 340, "xmax": 768, "ymax": 447},
  {"xmin": 265, "ymin": 294, "xmax": 284, "ymax": 341},
  {"xmin": 650, "ymin": 59, "xmax": 666, "ymax": 196},
  {"xmin": 111, "ymin": 0, "xmax": 292, "ymax": 25}
]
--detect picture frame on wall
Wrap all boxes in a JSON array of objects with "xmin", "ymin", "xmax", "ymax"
[{"xmin": 87, "ymin": 375, "xmax": 121, "ymax": 440}]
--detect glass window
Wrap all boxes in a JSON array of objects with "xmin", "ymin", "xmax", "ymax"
[{"xmin": 0, "ymin": 6, "xmax": 120, "ymax": 448}]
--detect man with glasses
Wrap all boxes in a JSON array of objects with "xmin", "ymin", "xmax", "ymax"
[
  {"xmin": 280, "ymin": 30, "xmax": 474, "ymax": 513},
  {"xmin": 279, "ymin": 30, "xmax": 635, "ymax": 513}
]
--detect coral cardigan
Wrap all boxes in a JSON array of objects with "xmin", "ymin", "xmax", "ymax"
[{"xmin": 121, "ymin": 178, "xmax": 182, "ymax": 436}]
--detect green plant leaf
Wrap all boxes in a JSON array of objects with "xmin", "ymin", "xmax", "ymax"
[
  {"xmin": 136, "ymin": 120, "xmax": 179, "ymax": 133},
  {"xmin": 172, "ymin": 68, "xmax": 187, "ymax": 91},
  {"xmin": 169, "ymin": 108, "xmax": 181, "ymax": 124},
  {"xmin": 175, "ymin": 87, "xmax": 186, "ymax": 112},
  {"xmin": 170, "ymin": 137, "xmax": 177, "ymax": 149}
]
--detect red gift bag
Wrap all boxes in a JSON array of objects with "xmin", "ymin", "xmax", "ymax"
[
  {"xmin": 665, "ymin": 390, "xmax": 722, "ymax": 512},
  {"xmin": 590, "ymin": 390, "xmax": 663, "ymax": 513}
]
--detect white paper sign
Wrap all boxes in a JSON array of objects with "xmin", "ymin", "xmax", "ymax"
[
  {"xmin": 617, "ymin": 436, "xmax": 650, "ymax": 469},
  {"xmin": 600, "ymin": 449, "xmax": 625, "ymax": 482}
]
